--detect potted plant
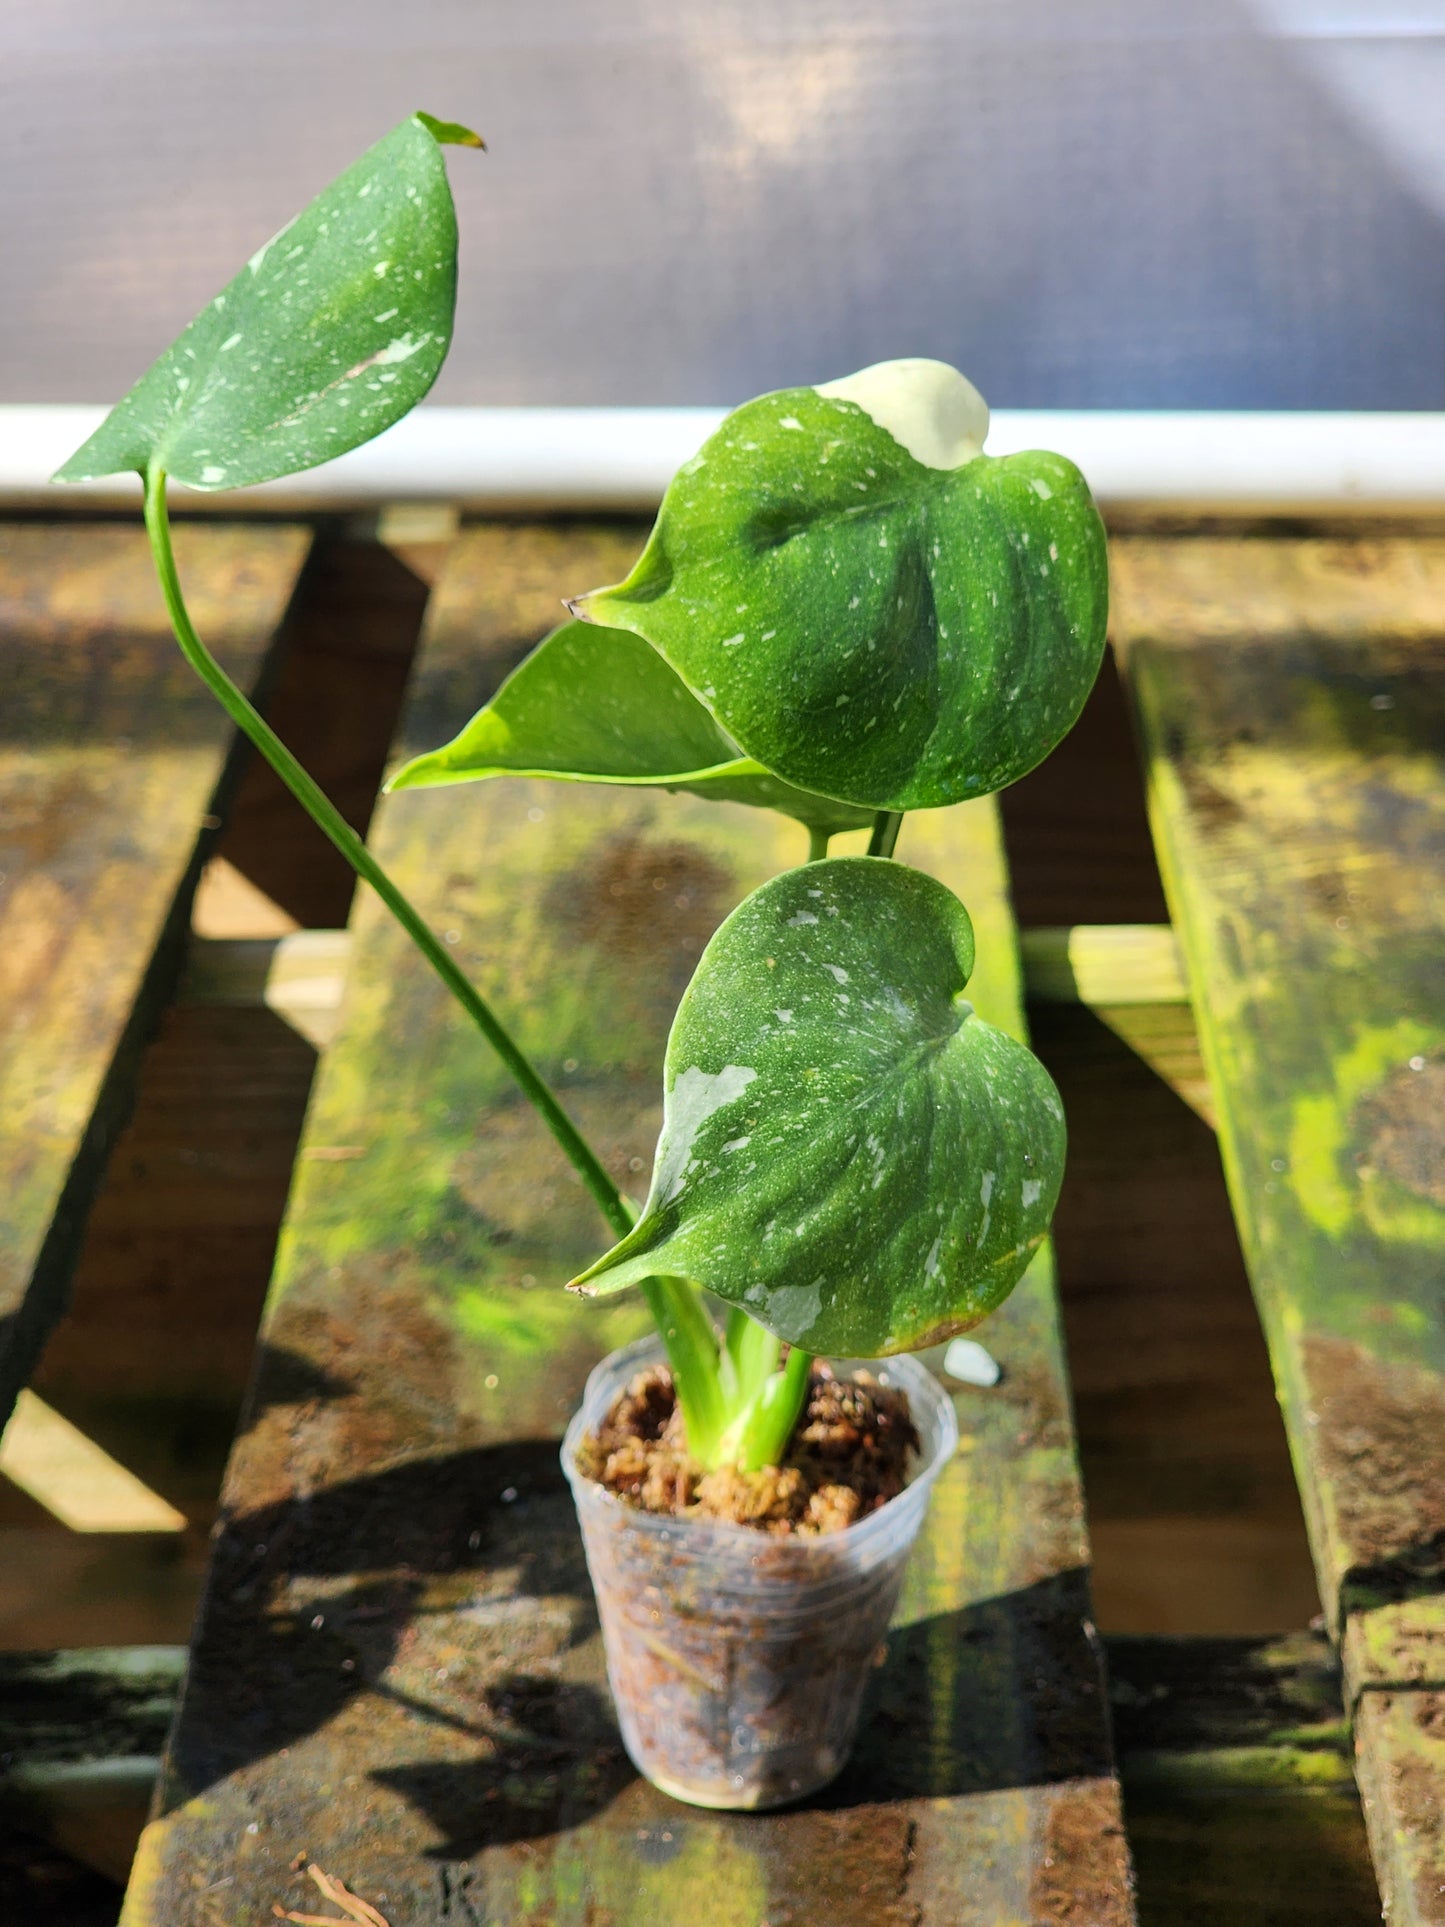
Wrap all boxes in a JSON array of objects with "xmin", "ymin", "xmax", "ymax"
[{"xmin": 56, "ymin": 114, "xmax": 1107, "ymax": 1810}]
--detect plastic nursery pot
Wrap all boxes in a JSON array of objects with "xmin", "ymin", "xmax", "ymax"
[{"xmin": 561, "ymin": 1333, "xmax": 959, "ymax": 1811}]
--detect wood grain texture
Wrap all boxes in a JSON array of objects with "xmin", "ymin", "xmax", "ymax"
[
  {"xmin": 0, "ymin": 1645, "xmax": 183, "ymax": 1884},
  {"xmin": 122, "ymin": 522, "xmax": 1132, "ymax": 1926},
  {"xmin": 9, "ymin": 1631, "xmax": 1380, "ymax": 1924},
  {"xmin": 0, "ymin": 522, "xmax": 309, "ymax": 1429},
  {"xmin": 1113, "ymin": 535, "xmax": 1445, "ymax": 1924},
  {"xmin": 1110, "ymin": 1631, "xmax": 1380, "ymax": 1927},
  {"xmin": 1019, "ymin": 925, "xmax": 1214, "ymax": 1127}
]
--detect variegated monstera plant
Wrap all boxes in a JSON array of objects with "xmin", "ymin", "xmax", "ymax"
[{"xmin": 59, "ymin": 115, "xmax": 1107, "ymax": 1473}]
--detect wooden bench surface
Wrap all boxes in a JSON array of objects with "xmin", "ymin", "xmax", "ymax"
[
  {"xmin": 0, "ymin": 523, "xmax": 309, "ymax": 1428},
  {"xmin": 6, "ymin": 1628, "xmax": 1381, "ymax": 1925},
  {"xmin": 1113, "ymin": 536, "xmax": 1445, "ymax": 1925},
  {"xmin": 119, "ymin": 523, "xmax": 1132, "ymax": 1926}
]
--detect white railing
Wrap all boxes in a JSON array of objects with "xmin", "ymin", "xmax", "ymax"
[{"xmin": 3, "ymin": 404, "xmax": 1443, "ymax": 512}]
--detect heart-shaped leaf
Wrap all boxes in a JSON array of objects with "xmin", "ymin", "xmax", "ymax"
[
  {"xmin": 570, "ymin": 856, "xmax": 1066, "ymax": 1356},
  {"xmin": 388, "ymin": 617, "xmax": 874, "ymax": 837},
  {"xmin": 571, "ymin": 361, "xmax": 1108, "ymax": 812},
  {"xmin": 54, "ymin": 112, "xmax": 476, "ymax": 492}
]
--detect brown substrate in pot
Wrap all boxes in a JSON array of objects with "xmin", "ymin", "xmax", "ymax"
[{"xmin": 575, "ymin": 1360, "xmax": 919, "ymax": 1536}]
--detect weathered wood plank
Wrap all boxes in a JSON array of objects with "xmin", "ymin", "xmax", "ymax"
[
  {"xmin": 9, "ymin": 1632, "xmax": 1383, "ymax": 1918},
  {"xmin": 0, "ymin": 1390, "xmax": 186, "ymax": 1533},
  {"xmin": 0, "ymin": 523, "xmax": 310, "ymax": 1428},
  {"xmin": 1109, "ymin": 1631, "xmax": 1380, "ymax": 1927},
  {"xmin": 180, "ymin": 921, "xmax": 1211, "ymax": 1114},
  {"xmin": 179, "ymin": 929, "xmax": 350, "ymax": 1048},
  {"xmin": 1113, "ymin": 535, "xmax": 1445, "ymax": 1923},
  {"xmin": 0, "ymin": 1646, "xmax": 185, "ymax": 1884},
  {"xmin": 123, "ymin": 522, "xmax": 1131, "ymax": 1926},
  {"xmin": 1019, "ymin": 924, "xmax": 1213, "ymax": 1126},
  {"xmin": 1018, "ymin": 924, "xmax": 1187, "ymax": 1007}
]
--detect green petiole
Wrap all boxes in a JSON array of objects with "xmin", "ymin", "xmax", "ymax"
[
  {"xmin": 142, "ymin": 465, "xmax": 802, "ymax": 1471},
  {"xmin": 867, "ymin": 810, "xmax": 904, "ymax": 858},
  {"xmin": 144, "ymin": 467, "xmax": 633, "ymax": 1243}
]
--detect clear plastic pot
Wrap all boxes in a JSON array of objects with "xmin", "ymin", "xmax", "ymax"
[{"xmin": 561, "ymin": 1334, "xmax": 959, "ymax": 1810}]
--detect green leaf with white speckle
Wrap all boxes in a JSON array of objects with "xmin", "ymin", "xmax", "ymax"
[
  {"xmin": 54, "ymin": 114, "xmax": 471, "ymax": 491},
  {"xmin": 388, "ymin": 617, "xmax": 873, "ymax": 838},
  {"xmin": 570, "ymin": 857, "xmax": 1066, "ymax": 1356},
  {"xmin": 572, "ymin": 368, "xmax": 1108, "ymax": 812}
]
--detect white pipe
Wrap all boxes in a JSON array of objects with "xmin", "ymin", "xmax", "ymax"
[{"xmin": 3, "ymin": 403, "xmax": 1443, "ymax": 512}]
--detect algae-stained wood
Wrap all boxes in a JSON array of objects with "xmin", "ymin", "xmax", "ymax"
[
  {"xmin": 0, "ymin": 522, "xmax": 309, "ymax": 1425},
  {"xmin": 124, "ymin": 523, "xmax": 1132, "ymax": 1927},
  {"xmin": 1113, "ymin": 536, "xmax": 1445, "ymax": 1924},
  {"xmin": 1108, "ymin": 1631, "xmax": 1380, "ymax": 1927}
]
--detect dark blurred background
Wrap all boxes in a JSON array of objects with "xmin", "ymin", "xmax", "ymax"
[{"xmin": 5, "ymin": 0, "xmax": 1445, "ymax": 410}]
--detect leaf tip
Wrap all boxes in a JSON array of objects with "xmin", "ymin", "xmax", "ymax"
[
  {"xmin": 567, "ymin": 1243, "xmax": 645, "ymax": 1298},
  {"xmin": 415, "ymin": 111, "xmax": 486, "ymax": 150},
  {"xmin": 382, "ymin": 757, "xmax": 420, "ymax": 795}
]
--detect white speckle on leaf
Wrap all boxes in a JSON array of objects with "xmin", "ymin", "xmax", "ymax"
[
  {"xmin": 722, "ymin": 1135, "xmax": 751, "ymax": 1152},
  {"xmin": 824, "ymin": 963, "xmax": 849, "ymax": 984},
  {"xmin": 779, "ymin": 416, "xmax": 804, "ymax": 431},
  {"xmin": 220, "ymin": 332, "xmax": 243, "ymax": 353},
  {"xmin": 1030, "ymin": 477, "xmax": 1053, "ymax": 499},
  {"xmin": 200, "ymin": 464, "xmax": 227, "ymax": 484},
  {"xmin": 721, "ymin": 632, "xmax": 745, "ymax": 647},
  {"xmin": 374, "ymin": 307, "xmax": 399, "ymax": 323},
  {"xmin": 979, "ymin": 1169, "xmax": 995, "ymax": 1241},
  {"xmin": 774, "ymin": 1008, "xmax": 794, "ymax": 1024},
  {"xmin": 1022, "ymin": 1178, "xmax": 1044, "ymax": 1207},
  {"xmin": 373, "ymin": 259, "xmax": 391, "ymax": 278},
  {"xmin": 787, "ymin": 911, "xmax": 819, "ymax": 926},
  {"xmin": 924, "ymin": 1236, "xmax": 943, "ymax": 1279}
]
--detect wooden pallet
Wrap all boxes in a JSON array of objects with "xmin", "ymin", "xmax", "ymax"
[{"xmin": 0, "ymin": 518, "xmax": 1439, "ymax": 1922}]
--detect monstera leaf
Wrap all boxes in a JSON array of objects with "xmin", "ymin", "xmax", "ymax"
[
  {"xmin": 55, "ymin": 113, "xmax": 480, "ymax": 492},
  {"xmin": 569, "ymin": 359, "xmax": 1108, "ymax": 813},
  {"xmin": 388, "ymin": 618, "xmax": 872, "ymax": 837},
  {"xmin": 570, "ymin": 856, "xmax": 1066, "ymax": 1356}
]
